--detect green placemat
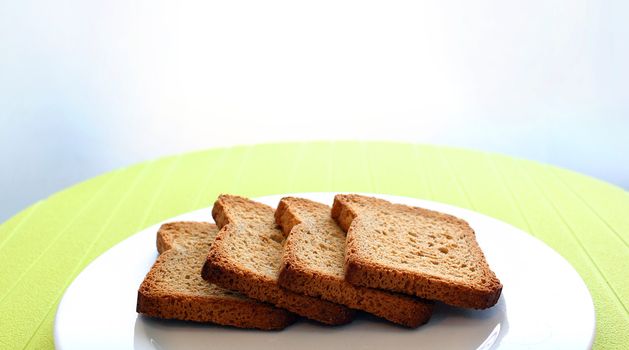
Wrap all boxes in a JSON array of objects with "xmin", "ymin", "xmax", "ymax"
[{"xmin": 0, "ymin": 141, "xmax": 627, "ymax": 349}]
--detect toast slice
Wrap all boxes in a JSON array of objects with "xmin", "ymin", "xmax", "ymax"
[
  {"xmin": 137, "ymin": 221, "xmax": 296, "ymax": 330},
  {"xmin": 201, "ymin": 195, "xmax": 355, "ymax": 325},
  {"xmin": 332, "ymin": 194, "xmax": 502, "ymax": 309},
  {"xmin": 275, "ymin": 197, "xmax": 433, "ymax": 327}
]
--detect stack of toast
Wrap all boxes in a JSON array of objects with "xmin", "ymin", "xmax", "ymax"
[{"xmin": 137, "ymin": 194, "xmax": 502, "ymax": 330}]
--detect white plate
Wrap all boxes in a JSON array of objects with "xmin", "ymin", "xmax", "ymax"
[{"xmin": 54, "ymin": 193, "xmax": 595, "ymax": 350}]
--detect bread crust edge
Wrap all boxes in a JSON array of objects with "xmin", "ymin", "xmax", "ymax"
[{"xmin": 136, "ymin": 288, "xmax": 295, "ymax": 330}]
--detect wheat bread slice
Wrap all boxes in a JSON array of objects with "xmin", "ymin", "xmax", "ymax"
[
  {"xmin": 201, "ymin": 195, "xmax": 355, "ymax": 325},
  {"xmin": 332, "ymin": 194, "xmax": 502, "ymax": 309},
  {"xmin": 137, "ymin": 221, "xmax": 296, "ymax": 330},
  {"xmin": 275, "ymin": 197, "xmax": 433, "ymax": 327}
]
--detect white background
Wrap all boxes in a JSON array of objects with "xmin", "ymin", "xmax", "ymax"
[{"xmin": 1, "ymin": 0, "xmax": 628, "ymax": 222}]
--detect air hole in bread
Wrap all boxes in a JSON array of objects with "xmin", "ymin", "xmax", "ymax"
[{"xmin": 269, "ymin": 232, "xmax": 284, "ymax": 244}]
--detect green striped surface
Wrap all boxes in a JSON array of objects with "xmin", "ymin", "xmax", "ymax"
[{"xmin": 0, "ymin": 142, "xmax": 627, "ymax": 349}]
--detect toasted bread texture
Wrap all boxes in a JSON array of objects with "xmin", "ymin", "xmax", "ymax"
[
  {"xmin": 201, "ymin": 195, "xmax": 355, "ymax": 325},
  {"xmin": 275, "ymin": 197, "xmax": 433, "ymax": 327},
  {"xmin": 332, "ymin": 194, "xmax": 502, "ymax": 309},
  {"xmin": 137, "ymin": 221, "xmax": 296, "ymax": 330}
]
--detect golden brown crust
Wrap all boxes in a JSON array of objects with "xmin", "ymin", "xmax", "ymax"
[
  {"xmin": 333, "ymin": 194, "xmax": 503, "ymax": 309},
  {"xmin": 331, "ymin": 196, "xmax": 358, "ymax": 232},
  {"xmin": 136, "ymin": 290, "xmax": 295, "ymax": 330},
  {"xmin": 276, "ymin": 197, "xmax": 433, "ymax": 327},
  {"xmin": 202, "ymin": 195, "xmax": 355, "ymax": 325},
  {"xmin": 343, "ymin": 257, "xmax": 501, "ymax": 309},
  {"xmin": 137, "ymin": 221, "xmax": 296, "ymax": 330}
]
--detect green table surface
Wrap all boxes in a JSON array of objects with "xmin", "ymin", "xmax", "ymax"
[{"xmin": 0, "ymin": 141, "xmax": 627, "ymax": 349}]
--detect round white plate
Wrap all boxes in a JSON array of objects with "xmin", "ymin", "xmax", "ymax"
[{"xmin": 54, "ymin": 193, "xmax": 595, "ymax": 350}]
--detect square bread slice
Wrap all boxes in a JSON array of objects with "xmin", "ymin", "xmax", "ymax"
[
  {"xmin": 137, "ymin": 221, "xmax": 296, "ymax": 330},
  {"xmin": 275, "ymin": 197, "xmax": 433, "ymax": 327},
  {"xmin": 201, "ymin": 195, "xmax": 355, "ymax": 325},
  {"xmin": 332, "ymin": 194, "xmax": 502, "ymax": 309}
]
